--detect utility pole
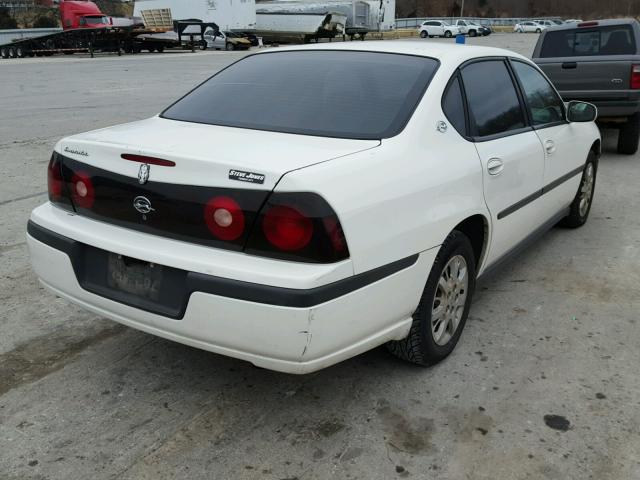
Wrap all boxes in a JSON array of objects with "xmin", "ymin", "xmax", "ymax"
[{"xmin": 460, "ymin": 0, "xmax": 465, "ymax": 18}]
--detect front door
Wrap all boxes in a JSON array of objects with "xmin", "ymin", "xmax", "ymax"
[{"xmin": 460, "ymin": 59, "xmax": 547, "ymax": 265}]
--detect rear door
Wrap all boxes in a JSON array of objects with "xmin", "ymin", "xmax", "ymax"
[
  {"xmin": 459, "ymin": 59, "xmax": 546, "ymax": 265},
  {"xmin": 510, "ymin": 59, "xmax": 584, "ymax": 215},
  {"xmin": 535, "ymin": 24, "xmax": 639, "ymax": 100}
]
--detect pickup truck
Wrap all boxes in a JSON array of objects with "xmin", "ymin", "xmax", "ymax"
[
  {"xmin": 451, "ymin": 19, "xmax": 491, "ymax": 37},
  {"xmin": 533, "ymin": 19, "xmax": 640, "ymax": 154}
]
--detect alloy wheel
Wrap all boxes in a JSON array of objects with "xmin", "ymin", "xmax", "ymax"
[
  {"xmin": 579, "ymin": 163, "xmax": 595, "ymax": 217},
  {"xmin": 431, "ymin": 255, "xmax": 469, "ymax": 346}
]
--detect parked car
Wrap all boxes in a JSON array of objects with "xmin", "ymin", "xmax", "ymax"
[
  {"xmin": 565, "ymin": 19, "xmax": 583, "ymax": 24},
  {"xmin": 533, "ymin": 19, "xmax": 640, "ymax": 154},
  {"xmin": 27, "ymin": 42, "xmax": 600, "ymax": 374},
  {"xmin": 451, "ymin": 19, "xmax": 491, "ymax": 37},
  {"xmin": 203, "ymin": 29, "xmax": 252, "ymax": 51},
  {"xmin": 419, "ymin": 20, "xmax": 460, "ymax": 38},
  {"xmin": 551, "ymin": 19, "xmax": 565, "ymax": 26},
  {"xmin": 514, "ymin": 21, "xmax": 546, "ymax": 33},
  {"xmin": 536, "ymin": 20, "xmax": 557, "ymax": 28}
]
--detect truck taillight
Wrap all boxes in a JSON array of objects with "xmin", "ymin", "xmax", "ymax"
[
  {"xmin": 631, "ymin": 65, "xmax": 640, "ymax": 89},
  {"xmin": 245, "ymin": 192, "xmax": 349, "ymax": 263}
]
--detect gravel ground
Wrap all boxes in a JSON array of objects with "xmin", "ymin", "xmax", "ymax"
[{"xmin": 1, "ymin": 34, "xmax": 639, "ymax": 480}]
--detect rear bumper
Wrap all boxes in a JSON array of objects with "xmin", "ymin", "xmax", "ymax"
[
  {"xmin": 560, "ymin": 91, "xmax": 640, "ymax": 118},
  {"xmin": 27, "ymin": 204, "xmax": 435, "ymax": 373}
]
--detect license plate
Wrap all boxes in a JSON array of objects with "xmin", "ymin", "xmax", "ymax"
[{"xmin": 107, "ymin": 253, "xmax": 162, "ymax": 301}]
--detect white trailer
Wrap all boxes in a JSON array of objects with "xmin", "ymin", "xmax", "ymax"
[
  {"xmin": 133, "ymin": 0, "xmax": 256, "ymax": 31},
  {"xmin": 255, "ymin": 10, "xmax": 347, "ymax": 43}
]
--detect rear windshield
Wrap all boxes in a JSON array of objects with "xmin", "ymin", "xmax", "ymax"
[
  {"xmin": 162, "ymin": 51, "xmax": 439, "ymax": 139},
  {"xmin": 540, "ymin": 25, "xmax": 637, "ymax": 57}
]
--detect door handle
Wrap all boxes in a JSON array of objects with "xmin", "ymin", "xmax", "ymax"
[
  {"xmin": 545, "ymin": 140, "xmax": 556, "ymax": 155},
  {"xmin": 487, "ymin": 158, "xmax": 504, "ymax": 176},
  {"xmin": 562, "ymin": 62, "xmax": 577, "ymax": 69}
]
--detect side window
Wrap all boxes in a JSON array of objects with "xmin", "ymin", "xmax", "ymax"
[
  {"xmin": 442, "ymin": 75, "xmax": 466, "ymax": 136},
  {"xmin": 511, "ymin": 61, "xmax": 565, "ymax": 126},
  {"xmin": 461, "ymin": 60, "xmax": 526, "ymax": 138}
]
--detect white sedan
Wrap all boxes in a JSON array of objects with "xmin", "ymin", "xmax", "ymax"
[
  {"xmin": 28, "ymin": 42, "xmax": 600, "ymax": 374},
  {"xmin": 514, "ymin": 21, "xmax": 546, "ymax": 33}
]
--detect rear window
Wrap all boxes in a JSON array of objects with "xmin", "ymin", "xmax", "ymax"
[
  {"xmin": 540, "ymin": 25, "xmax": 637, "ymax": 57},
  {"xmin": 162, "ymin": 51, "xmax": 439, "ymax": 140}
]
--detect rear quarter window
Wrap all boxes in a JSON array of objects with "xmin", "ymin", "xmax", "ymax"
[{"xmin": 540, "ymin": 25, "xmax": 637, "ymax": 57}]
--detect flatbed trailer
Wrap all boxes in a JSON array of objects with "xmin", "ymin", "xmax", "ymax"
[{"xmin": 0, "ymin": 21, "xmax": 219, "ymax": 59}]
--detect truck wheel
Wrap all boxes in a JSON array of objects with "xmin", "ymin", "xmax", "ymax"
[
  {"xmin": 617, "ymin": 113, "xmax": 640, "ymax": 155},
  {"xmin": 148, "ymin": 48, "xmax": 156, "ymax": 53},
  {"xmin": 444, "ymin": 30, "xmax": 453, "ymax": 38},
  {"xmin": 386, "ymin": 231, "xmax": 476, "ymax": 366},
  {"xmin": 1, "ymin": 47, "xmax": 8, "ymax": 59},
  {"xmin": 226, "ymin": 42, "xmax": 235, "ymax": 51},
  {"xmin": 156, "ymin": 45, "xmax": 164, "ymax": 53},
  {"xmin": 420, "ymin": 30, "xmax": 427, "ymax": 38},
  {"xmin": 8, "ymin": 47, "xmax": 16, "ymax": 58},
  {"xmin": 16, "ymin": 46, "xmax": 26, "ymax": 58},
  {"xmin": 469, "ymin": 29, "xmax": 477, "ymax": 37}
]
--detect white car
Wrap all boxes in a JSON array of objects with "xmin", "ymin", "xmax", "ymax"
[
  {"xmin": 28, "ymin": 42, "xmax": 600, "ymax": 374},
  {"xmin": 514, "ymin": 21, "xmax": 546, "ymax": 33},
  {"xmin": 419, "ymin": 20, "xmax": 460, "ymax": 38}
]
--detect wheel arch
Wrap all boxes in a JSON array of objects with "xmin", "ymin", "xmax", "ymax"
[
  {"xmin": 590, "ymin": 139, "xmax": 601, "ymax": 159},
  {"xmin": 451, "ymin": 214, "xmax": 489, "ymax": 271}
]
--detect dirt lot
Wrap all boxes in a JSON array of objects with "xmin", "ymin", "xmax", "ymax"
[{"xmin": 1, "ymin": 34, "xmax": 639, "ymax": 480}]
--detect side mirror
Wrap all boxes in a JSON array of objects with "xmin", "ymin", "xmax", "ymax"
[{"xmin": 567, "ymin": 101, "xmax": 597, "ymax": 122}]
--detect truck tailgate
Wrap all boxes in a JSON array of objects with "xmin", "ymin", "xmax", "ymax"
[{"xmin": 537, "ymin": 58, "xmax": 635, "ymax": 93}]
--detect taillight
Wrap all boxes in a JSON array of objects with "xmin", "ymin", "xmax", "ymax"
[
  {"xmin": 69, "ymin": 171, "xmax": 95, "ymax": 209},
  {"xmin": 578, "ymin": 21, "xmax": 599, "ymax": 28},
  {"xmin": 204, "ymin": 196, "xmax": 245, "ymax": 241},
  {"xmin": 245, "ymin": 192, "xmax": 349, "ymax": 263},
  {"xmin": 631, "ymin": 65, "xmax": 640, "ymax": 89},
  {"xmin": 47, "ymin": 154, "xmax": 63, "ymax": 201},
  {"xmin": 121, "ymin": 154, "xmax": 176, "ymax": 167},
  {"xmin": 263, "ymin": 205, "xmax": 313, "ymax": 251}
]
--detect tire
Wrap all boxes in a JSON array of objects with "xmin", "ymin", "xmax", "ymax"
[
  {"xmin": 16, "ymin": 46, "xmax": 26, "ymax": 58},
  {"xmin": 561, "ymin": 152, "xmax": 597, "ymax": 228},
  {"xmin": 148, "ymin": 48, "xmax": 156, "ymax": 53},
  {"xmin": 8, "ymin": 47, "xmax": 16, "ymax": 58},
  {"xmin": 420, "ymin": 30, "xmax": 427, "ymax": 38},
  {"xmin": 225, "ymin": 42, "xmax": 235, "ymax": 51},
  {"xmin": 156, "ymin": 45, "xmax": 164, "ymax": 53},
  {"xmin": 1, "ymin": 47, "xmax": 8, "ymax": 59},
  {"xmin": 387, "ymin": 231, "xmax": 477, "ymax": 366},
  {"xmin": 469, "ymin": 29, "xmax": 477, "ymax": 37},
  {"xmin": 536, "ymin": 28, "xmax": 542, "ymax": 33},
  {"xmin": 200, "ymin": 40, "xmax": 207, "ymax": 51},
  {"xmin": 444, "ymin": 30, "xmax": 453, "ymax": 38},
  {"xmin": 617, "ymin": 113, "xmax": 640, "ymax": 155}
]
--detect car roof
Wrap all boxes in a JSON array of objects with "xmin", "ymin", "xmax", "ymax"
[
  {"xmin": 255, "ymin": 41, "xmax": 529, "ymax": 66},
  {"xmin": 546, "ymin": 18, "xmax": 639, "ymax": 30}
]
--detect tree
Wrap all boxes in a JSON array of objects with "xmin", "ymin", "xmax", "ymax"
[
  {"xmin": 32, "ymin": 15, "xmax": 58, "ymax": 28},
  {"xmin": 0, "ymin": 7, "xmax": 18, "ymax": 29}
]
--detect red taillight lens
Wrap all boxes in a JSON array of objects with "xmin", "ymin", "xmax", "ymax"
[
  {"xmin": 47, "ymin": 155, "xmax": 63, "ymax": 201},
  {"xmin": 70, "ymin": 171, "xmax": 95, "ymax": 209},
  {"xmin": 578, "ymin": 21, "xmax": 599, "ymax": 28},
  {"xmin": 204, "ymin": 196, "xmax": 245, "ymax": 241},
  {"xmin": 245, "ymin": 192, "xmax": 349, "ymax": 263},
  {"xmin": 631, "ymin": 65, "xmax": 640, "ymax": 89},
  {"xmin": 263, "ymin": 205, "xmax": 314, "ymax": 251}
]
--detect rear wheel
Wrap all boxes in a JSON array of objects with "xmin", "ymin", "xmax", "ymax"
[
  {"xmin": 8, "ymin": 47, "xmax": 16, "ymax": 58},
  {"xmin": 561, "ymin": 152, "xmax": 597, "ymax": 228},
  {"xmin": 1, "ymin": 47, "xmax": 9, "ymax": 58},
  {"xmin": 200, "ymin": 40, "xmax": 207, "ymax": 50},
  {"xmin": 16, "ymin": 46, "xmax": 26, "ymax": 58},
  {"xmin": 387, "ymin": 231, "xmax": 476, "ymax": 366},
  {"xmin": 617, "ymin": 113, "xmax": 640, "ymax": 155},
  {"xmin": 419, "ymin": 30, "xmax": 427, "ymax": 38},
  {"xmin": 469, "ymin": 29, "xmax": 477, "ymax": 37},
  {"xmin": 536, "ymin": 28, "xmax": 542, "ymax": 33},
  {"xmin": 156, "ymin": 45, "xmax": 164, "ymax": 53}
]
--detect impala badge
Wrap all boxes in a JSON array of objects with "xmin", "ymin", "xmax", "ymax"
[
  {"xmin": 138, "ymin": 163, "xmax": 150, "ymax": 185},
  {"xmin": 133, "ymin": 196, "xmax": 154, "ymax": 215}
]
